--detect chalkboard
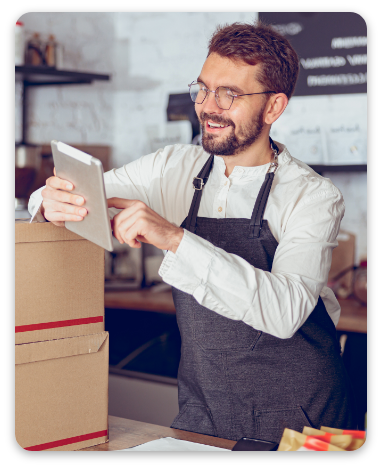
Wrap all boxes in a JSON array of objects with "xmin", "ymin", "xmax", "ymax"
[{"xmin": 258, "ymin": 12, "xmax": 367, "ymax": 96}]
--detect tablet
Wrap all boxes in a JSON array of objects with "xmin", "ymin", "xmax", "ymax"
[{"xmin": 51, "ymin": 140, "xmax": 114, "ymax": 251}]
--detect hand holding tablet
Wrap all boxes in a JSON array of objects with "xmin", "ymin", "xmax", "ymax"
[
  {"xmin": 45, "ymin": 141, "xmax": 114, "ymax": 251},
  {"xmin": 44, "ymin": 141, "xmax": 183, "ymax": 254},
  {"xmin": 41, "ymin": 167, "xmax": 88, "ymax": 225}
]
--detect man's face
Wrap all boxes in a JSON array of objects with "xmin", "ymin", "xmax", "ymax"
[{"xmin": 195, "ymin": 53, "xmax": 268, "ymax": 156}]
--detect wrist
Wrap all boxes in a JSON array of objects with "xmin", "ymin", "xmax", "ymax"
[{"xmin": 169, "ymin": 228, "xmax": 184, "ymax": 254}]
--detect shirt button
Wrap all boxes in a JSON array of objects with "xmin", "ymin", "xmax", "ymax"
[
  {"xmin": 224, "ymin": 181, "xmax": 228, "ymax": 186},
  {"xmin": 218, "ymin": 207, "xmax": 222, "ymax": 212}
]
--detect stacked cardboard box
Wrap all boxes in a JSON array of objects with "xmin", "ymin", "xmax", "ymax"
[{"xmin": 15, "ymin": 220, "xmax": 109, "ymax": 451}]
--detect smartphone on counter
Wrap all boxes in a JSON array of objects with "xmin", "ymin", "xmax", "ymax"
[{"xmin": 232, "ymin": 437, "xmax": 278, "ymax": 451}]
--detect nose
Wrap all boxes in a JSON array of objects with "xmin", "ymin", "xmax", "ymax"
[{"xmin": 200, "ymin": 90, "xmax": 224, "ymax": 115}]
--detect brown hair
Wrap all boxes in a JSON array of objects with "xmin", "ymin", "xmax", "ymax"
[{"xmin": 207, "ymin": 21, "xmax": 300, "ymax": 99}]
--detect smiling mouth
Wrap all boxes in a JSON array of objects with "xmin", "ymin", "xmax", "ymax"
[{"xmin": 206, "ymin": 120, "xmax": 230, "ymax": 131}]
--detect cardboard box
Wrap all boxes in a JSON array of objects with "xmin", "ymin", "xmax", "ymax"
[
  {"xmin": 15, "ymin": 220, "xmax": 105, "ymax": 344},
  {"xmin": 328, "ymin": 230, "xmax": 356, "ymax": 297},
  {"xmin": 15, "ymin": 332, "xmax": 109, "ymax": 451}
]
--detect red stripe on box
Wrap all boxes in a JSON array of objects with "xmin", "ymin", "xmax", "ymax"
[
  {"xmin": 24, "ymin": 429, "xmax": 108, "ymax": 451},
  {"xmin": 15, "ymin": 316, "xmax": 104, "ymax": 333}
]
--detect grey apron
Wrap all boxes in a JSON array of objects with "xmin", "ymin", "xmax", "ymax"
[{"xmin": 171, "ymin": 139, "xmax": 357, "ymax": 443}]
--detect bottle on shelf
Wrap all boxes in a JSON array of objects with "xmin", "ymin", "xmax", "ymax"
[
  {"xmin": 44, "ymin": 34, "xmax": 57, "ymax": 67},
  {"xmin": 26, "ymin": 32, "xmax": 44, "ymax": 66}
]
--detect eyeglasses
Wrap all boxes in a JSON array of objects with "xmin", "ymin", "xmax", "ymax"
[{"xmin": 188, "ymin": 81, "xmax": 276, "ymax": 110}]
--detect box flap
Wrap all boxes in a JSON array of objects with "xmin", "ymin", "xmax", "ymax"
[
  {"xmin": 15, "ymin": 220, "xmax": 85, "ymax": 244},
  {"xmin": 15, "ymin": 332, "xmax": 108, "ymax": 365}
]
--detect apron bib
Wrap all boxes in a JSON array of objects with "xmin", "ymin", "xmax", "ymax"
[{"xmin": 171, "ymin": 139, "xmax": 357, "ymax": 442}]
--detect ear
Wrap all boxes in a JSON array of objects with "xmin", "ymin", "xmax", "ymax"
[{"xmin": 264, "ymin": 93, "xmax": 289, "ymax": 125}]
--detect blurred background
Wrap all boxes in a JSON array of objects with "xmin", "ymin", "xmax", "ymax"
[{"xmin": 15, "ymin": 12, "xmax": 367, "ymax": 430}]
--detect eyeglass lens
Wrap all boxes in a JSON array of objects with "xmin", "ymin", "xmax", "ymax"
[{"xmin": 189, "ymin": 83, "xmax": 233, "ymax": 110}]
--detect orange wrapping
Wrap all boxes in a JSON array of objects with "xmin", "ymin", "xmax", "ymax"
[
  {"xmin": 302, "ymin": 426, "xmax": 352, "ymax": 449},
  {"xmin": 320, "ymin": 426, "xmax": 366, "ymax": 450},
  {"xmin": 278, "ymin": 429, "xmax": 345, "ymax": 451}
]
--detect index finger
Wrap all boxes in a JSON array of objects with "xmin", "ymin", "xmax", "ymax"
[
  {"xmin": 49, "ymin": 175, "xmax": 75, "ymax": 191},
  {"xmin": 107, "ymin": 197, "xmax": 135, "ymax": 209}
]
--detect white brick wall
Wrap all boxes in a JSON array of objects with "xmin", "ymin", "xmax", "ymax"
[
  {"xmin": 112, "ymin": 12, "xmax": 258, "ymax": 165},
  {"xmin": 17, "ymin": 12, "xmax": 257, "ymax": 157},
  {"xmin": 17, "ymin": 12, "xmax": 114, "ymax": 144}
]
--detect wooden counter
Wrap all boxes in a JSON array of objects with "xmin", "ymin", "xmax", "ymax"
[
  {"xmin": 80, "ymin": 415, "xmax": 236, "ymax": 451},
  {"xmin": 105, "ymin": 288, "xmax": 367, "ymax": 334},
  {"xmin": 335, "ymin": 297, "xmax": 367, "ymax": 334},
  {"xmin": 105, "ymin": 288, "xmax": 176, "ymax": 314}
]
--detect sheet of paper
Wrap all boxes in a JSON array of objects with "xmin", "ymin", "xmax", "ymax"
[{"xmin": 117, "ymin": 437, "xmax": 231, "ymax": 452}]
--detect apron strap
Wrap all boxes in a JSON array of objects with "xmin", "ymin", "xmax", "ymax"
[
  {"xmin": 185, "ymin": 138, "xmax": 278, "ymax": 236},
  {"xmin": 249, "ymin": 172, "xmax": 275, "ymax": 238},
  {"xmin": 185, "ymin": 154, "xmax": 214, "ymax": 233},
  {"xmin": 249, "ymin": 137, "xmax": 278, "ymax": 238}
]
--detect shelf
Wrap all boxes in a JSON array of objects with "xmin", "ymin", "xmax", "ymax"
[
  {"xmin": 15, "ymin": 65, "xmax": 110, "ymax": 86},
  {"xmin": 310, "ymin": 164, "xmax": 367, "ymax": 173},
  {"xmin": 16, "ymin": 65, "xmax": 111, "ymax": 145}
]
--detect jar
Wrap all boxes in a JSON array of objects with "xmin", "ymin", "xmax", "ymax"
[
  {"xmin": 45, "ymin": 34, "xmax": 56, "ymax": 67},
  {"xmin": 26, "ymin": 32, "xmax": 43, "ymax": 66},
  {"xmin": 15, "ymin": 21, "xmax": 24, "ymax": 65},
  {"xmin": 353, "ymin": 260, "xmax": 367, "ymax": 305}
]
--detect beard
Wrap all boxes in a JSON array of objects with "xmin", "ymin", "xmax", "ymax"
[{"xmin": 198, "ymin": 105, "xmax": 266, "ymax": 156}]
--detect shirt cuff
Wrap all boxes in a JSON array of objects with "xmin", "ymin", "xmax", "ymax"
[
  {"xmin": 158, "ymin": 229, "xmax": 215, "ymax": 295},
  {"xmin": 28, "ymin": 187, "xmax": 46, "ymax": 222}
]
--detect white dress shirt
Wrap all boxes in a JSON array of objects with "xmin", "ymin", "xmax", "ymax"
[{"xmin": 29, "ymin": 142, "xmax": 344, "ymax": 339}]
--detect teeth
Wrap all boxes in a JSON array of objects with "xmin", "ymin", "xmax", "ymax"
[{"xmin": 208, "ymin": 121, "xmax": 227, "ymax": 128}]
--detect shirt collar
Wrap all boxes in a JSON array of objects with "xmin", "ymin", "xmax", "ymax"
[{"xmin": 213, "ymin": 141, "xmax": 289, "ymax": 179}]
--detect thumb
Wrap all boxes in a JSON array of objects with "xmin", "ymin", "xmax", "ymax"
[
  {"xmin": 53, "ymin": 167, "xmax": 56, "ymax": 176},
  {"xmin": 107, "ymin": 197, "xmax": 135, "ymax": 209}
]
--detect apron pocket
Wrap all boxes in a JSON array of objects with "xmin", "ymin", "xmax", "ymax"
[
  {"xmin": 253, "ymin": 406, "xmax": 312, "ymax": 443},
  {"xmin": 171, "ymin": 403, "xmax": 218, "ymax": 437}
]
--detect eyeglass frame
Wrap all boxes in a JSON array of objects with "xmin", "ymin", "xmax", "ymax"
[{"xmin": 188, "ymin": 80, "xmax": 276, "ymax": 110}]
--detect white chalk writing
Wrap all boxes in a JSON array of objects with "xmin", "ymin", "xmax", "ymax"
[
  {"xmin": 272, "ymin": 22, "xmax": 303, "ymax": 36},
  {"xmin": 347, "ymin": 54, "xmax": 367, "ymax": 66},
  {"xmin": 300, "ymin": 56, "xmax": 346, "ymax": 69},
  {"xmin": 307, "ymin": 73, "xmax": 367, "ymax": 87},
  {"xmin": 331, "ymin": 36, "xmax": 367, "ymax": 49}
]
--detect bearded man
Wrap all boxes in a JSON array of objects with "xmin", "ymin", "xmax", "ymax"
[{"xmin": 29, "ymin": 21, "xmax": 357, "ymax": 443}]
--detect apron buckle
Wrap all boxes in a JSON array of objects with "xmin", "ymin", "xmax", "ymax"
[
  {"xmin": 249, "ymin": 222, "xmax": 262, "ymax": 238},
  {"xmin": 193, "ymin": 177, "xmax": 207, "ymax": 190}
]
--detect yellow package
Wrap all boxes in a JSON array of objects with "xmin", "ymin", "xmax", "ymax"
[
  {"xmin": 302, "ymin": 426, "xmax": 352, "ymax": 449},
  {"xmin": 320, "ymin": 426, "xmax": 366, "ymax": 450},
  {"xmin": 278, "ymin": 428, "xmax": 345, "ymax": 451}
]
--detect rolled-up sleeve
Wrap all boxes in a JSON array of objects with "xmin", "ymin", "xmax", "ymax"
[{"xmin": 160, "ymin": 183, "xmax": 344, "ymax": 339}]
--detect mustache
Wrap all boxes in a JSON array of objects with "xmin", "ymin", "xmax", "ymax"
[{"xmin": 199, "ymin": 112, "xmax": 235, "ymax": 129}]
